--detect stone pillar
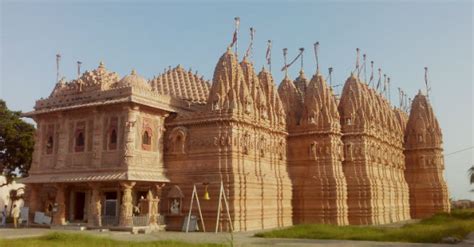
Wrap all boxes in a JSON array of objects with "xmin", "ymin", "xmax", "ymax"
[
  {"xmin": 119, "ymin": 181, "xmax": 135, "ymax": 227},
  {"xmin": 91, "ymin": 109, "xmax": 103, "ymax": 168},
  {"xmin": 122, "ymin": 106, "xmax": 139, "ymax": 168},
  {"xmin": 88, "ymin": 183, "xmax": 102, "ymax": 227},
  {"xmin": 149, "ymin": 184, "xmax": 164, "ymax": 226},
  {"xmin": 52, "ymin": 184, "xmax": 66, "ymax": 225},
  {"xmin": 55, "ymin": 114, "xmax": 68, "ymax": 168},
  {"xmin": 27, "ymin": 184, "xmax": 42, "ymax": 223}
]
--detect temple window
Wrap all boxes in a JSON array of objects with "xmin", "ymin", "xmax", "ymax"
[
  {"xmin": 109, "ymin": 129, "xmax": 117, "ymax": 150},
  {"xmin": 75, "ymin": 132, "xmax": 85, "ymax": 152},
  {"xmin": 142, "ymin": 130, "xmax": 152, "ymax": 150},
  {"xmin": 46, "ymin": 136, "xmax": 54, "ymax": 154}
]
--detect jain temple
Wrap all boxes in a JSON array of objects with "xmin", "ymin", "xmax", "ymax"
[{"xmin": 21, "ymin": 40, "xmax": 450, "ymax": 231}]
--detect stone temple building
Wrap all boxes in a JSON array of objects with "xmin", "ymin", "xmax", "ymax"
[{"xmin": 21, "ymin": 45, "xmax": 450, "ymax": 231}]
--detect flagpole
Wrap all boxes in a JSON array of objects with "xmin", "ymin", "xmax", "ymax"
[
  {"xmin": 283, "ymin": 48, "xmax": 288, "ymax": 78},
  {"xmin": 234, "ymin": 17, "xmax": 240, "ymax": 57},
  {"xmin": 314, "ymin": 42, "xmax": 320, "ymax": 74},
  {"xmin": 56, "ymin": 53, "xmax": 61, "ymax": 83},
  {"xmin": 363, "ymin": 54, "xmax": 367, "ymax": 83},
  {"xmin": 266, "ymin": 40, "xmax": 272, "ymax": 72}
]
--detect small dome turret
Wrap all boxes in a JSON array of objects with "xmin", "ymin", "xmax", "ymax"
[{"xmin": 116, "ymin": 69, "xmax": 151, "ymax": 90}]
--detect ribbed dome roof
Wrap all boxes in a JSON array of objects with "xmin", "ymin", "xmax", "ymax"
[
  {"xmin": 150, "ymin": 65, "xmax": 210, "ymax": 104},
  {"xmin": 116, "ymin": 69, "xmax": 151, "ymax": 90}
]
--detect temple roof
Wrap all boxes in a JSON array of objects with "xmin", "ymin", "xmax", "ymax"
[
  {"xmin": 115, "ymin": 69, "xmax": 151, "ymax": 91},
  {"xmin": 150, "ymin": 65, "xmax": 210, "ymax": 104},
  {"xmin": 278, "ymin": 75, "xmax": 302, "ymax": 128},
  {"xmin": 338, "ymin": 74, "xmax": 404, "ymax": 145},
  {"xmin": 294, "ymin": 69, "xmax": 309, "ymax": 95},
  {"xmin": 301, "ymin": 73, "xmax": 340, "ymax": 131},
  {"xmin": 405, "ymin": 91, "xmax": 442, "ymax": 149},
  {"xmin": 207, "ymin": 48, "xmax": 249, "ymax": 113}
]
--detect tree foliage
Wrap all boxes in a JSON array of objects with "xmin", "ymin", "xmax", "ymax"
[
  {"xmin": 0, "ymin": 99, "xmax": 35, "ymax": 181},
  {"xmin": 469, "ymin": 165, "xmax": 474, "ymax": 185}
]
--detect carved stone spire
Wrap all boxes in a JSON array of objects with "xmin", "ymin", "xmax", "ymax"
[
  {"xmin": 302, "ymin": 73, "xmax": 339, "ymax": 131},
  {"xmin": 208, "ymin": 48, "xmax": 248, "ymax": 113},
  {"xmin": 258, "ymin": 67, "xmax": 286, "ymax": 127},
  {"xmin": 294, "ymin": 69, "xmax": 309, "ymax": 95},
  {"xmin": 278, "ymin": 76, "xmax": 302, "ymax": 128},
  {"xmin": 404, "ymin": 91, "xmax": 450, "ymax": 218}
]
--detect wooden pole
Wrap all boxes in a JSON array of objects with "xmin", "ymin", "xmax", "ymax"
[
  {"xmin": 185, "ymin": 185, "xmax": 196, "ymax": 233},
  {"xmin": 195, "ymin": 186, "xmax": 206, "ymax": 232},
  {"xmin": 215, "ymin": 182, "xmax": 223, "ymax": 233}
]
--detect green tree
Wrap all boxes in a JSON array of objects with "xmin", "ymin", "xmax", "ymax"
[
  {"xmin": 469, "ymin": 165, "xmax": 474, "ymax": 185},
  {"xmin": 0, "ymin": 99, "xmax": 35, "ymax": 183}
]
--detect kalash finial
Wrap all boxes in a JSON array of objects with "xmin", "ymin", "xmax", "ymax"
[
  {"xmin": 99, "ymin": 61, "xmax": 105, "ymax": 69},
  {"xmin": 131, "ymin": 69, "xmax": 137, "ymax": 75}
]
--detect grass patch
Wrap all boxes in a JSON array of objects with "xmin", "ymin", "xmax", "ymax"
[
  {"xmin": 255, "ymin": 209, "xmax": 474, "ymax": 243},
  {"xmin": 0, "ymin": 232, "xmax": 225, "ymax": 247}
]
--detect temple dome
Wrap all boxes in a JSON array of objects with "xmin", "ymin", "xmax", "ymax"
[
  {"xmin": 150, "ymin": 65, "xmax": 210, "ymax": 104},
  {"xmin": 207, "ymin": 47, "xmax": 248, "ymax": 112},
  {"xmin": 116, "ymin": 69, "xmax": 151, "ymax": 90}
]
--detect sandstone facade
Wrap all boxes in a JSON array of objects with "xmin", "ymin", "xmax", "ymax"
[
  {"xmin": 21, "ymin": 43, "xmax": 450, "ymax": 231},
  {"xmin": 404, "ymin": 92, "xmax": 450, "ymax": 218}
]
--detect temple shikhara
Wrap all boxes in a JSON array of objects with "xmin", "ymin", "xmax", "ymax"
[{"xmin": 21, "ymin": 28, "xmax": 450, "ymax": 231}]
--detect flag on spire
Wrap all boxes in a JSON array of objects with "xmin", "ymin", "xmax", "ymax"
[
  {"xmin": 282, "ymin": 48, "xmax": 288, "ymax": 77},
  {"xmin": 56, "ymin": 53, "xmax": 61, "ymax": 83},
  {"xmin": 244, "ymin": 27, "xmax": 255, "ymax": 59},
  {"xmin": 266, "ymin": 40, "xmax": 272, "ymax": 71},
  {"xmin": 369, "ymin": 61, "xmax": 374, "ymax": 86},
  {"xmin": 230, "ymin": 17, "xmax": 240, "ymax": 50},
  {"xmin": 354, "ymin": 48, "xmax": 360, "ymax": 75},
  {"xmin": 376, "ymin": 68, "xmax": 382, "ymax": 91},
  {"xmin": 281, "ymin": 48, "xmax": 304, "ymax": 72},
  {"xmin": 314, "ymin": 42, "xmax": 320, "ymax": 73},
  {"xmin": 424, "ymin": 67, "xmax": 431, "ymax": 97}
]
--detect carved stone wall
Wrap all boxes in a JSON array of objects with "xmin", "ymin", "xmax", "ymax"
[
  {"xmin": 283, "ymin": 72, "xmax": 348, "ymax": 225},
  {"xmin": 338, "ymin": 75, "xmax": 410, "ymax": 225}
]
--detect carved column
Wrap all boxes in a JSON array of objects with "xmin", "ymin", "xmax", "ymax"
[
  {"xmin": 27, "ymin": 184, "xmax": 42, "ymax": 223},
  {"xmin": 150, "ymin": 184, "xmax": 164, "ymax": 225},
  {"xmin": 91, "ymin": 109, "xmax": 103, "ymax": 168},
  {"xmin": 53, "ymin": 184, "xmax": 66, "ymax": 225},
  {"xmin": 31, "ymin": 119, "xmax": 41, "ymax": 171},
  {"xmin": 88, "ymin": 183, "xmax": 102, "ymax": 227},
  {"xmin": 55, "ymin": 114, "xmax": 68, "ymax": 168},
  {"xmin": 119, "ymin": 181, "xmax": 135, "ymax": 227},
  {"xmin": 122, "ymin": 106, "xmax": 139, "ymax": 168}
]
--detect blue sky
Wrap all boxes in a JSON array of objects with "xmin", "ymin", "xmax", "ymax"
[{"xmin": 1, "ymin": 0, "xmax": 472, "ymax": 199}]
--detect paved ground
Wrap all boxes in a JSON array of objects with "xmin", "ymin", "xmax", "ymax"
[{"xmin": 0, "ymin": 227, "xmax": 473, "ymax": 247}]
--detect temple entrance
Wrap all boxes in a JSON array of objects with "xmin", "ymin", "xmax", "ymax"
[{"xmin": 74, "ymin": 192, "xmax": 86, "ymax": 221}]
